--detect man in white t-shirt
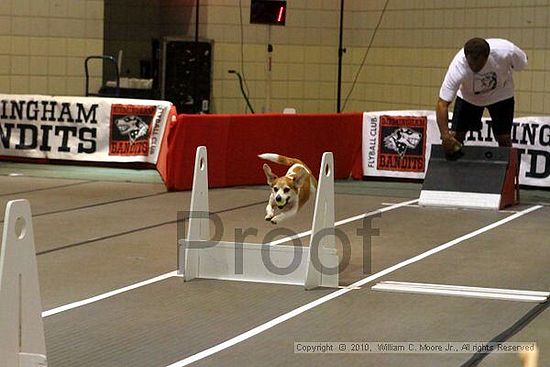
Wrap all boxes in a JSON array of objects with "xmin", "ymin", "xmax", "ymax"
[{"xmin": 436, "ymin": 38, "xmax": 528, "ymax": 159}]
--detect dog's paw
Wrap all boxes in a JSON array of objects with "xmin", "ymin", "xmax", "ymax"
[
  {"xmin": 265, "ymin": 214, "xmax": 274, "ymax": 221},
  {"xmin": 270, "ymin": 218, "xmax": 278, "ymax": 225}
]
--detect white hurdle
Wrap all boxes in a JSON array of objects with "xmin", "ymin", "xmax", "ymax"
[
  {"xmin": 0, "ymin": 200, "xmax": 47, "ymax": 367},
  {"xmin": 178, "ymin": 146, "xmax": 339, "ymax": 289}
]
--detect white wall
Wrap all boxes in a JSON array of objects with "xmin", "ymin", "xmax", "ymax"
[
  {"xmin": 0, "ymin": 0, "xmax": 104, "ymax": 96},
  {"xmin": 1, "ymin": 0, "xmax": 550, "ymax": 118},
  {"xmin": 201, "ymin": 0, "xmax": 550, "ymax": 116}
]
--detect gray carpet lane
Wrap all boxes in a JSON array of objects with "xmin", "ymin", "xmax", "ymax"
[
  {"xmin": 0, "ymin": 180, "xmax": 166, "ymax": 221},
  {"xmin": 183, "ymin": 207, "xmax": 547, "ymax": 367},
  {"xmin": 36, "ymin": 193, "xmax": 393, "ymax": 309},
  {"xmin": 321, "ymin": 205, "xmax": 509, "ymax": 285},
  {"xmin": 189, "ymin": 289, "xmax": 535, "ymax": 367},
  {"xmin": 1, "ymin": 173, "xmax": 546, "ymax": 367},
  {"xmin": 40, "ymin": 199, "xmax": 525, "ymax": 367},
  {"xmin": 504, "ymin": 307, "xmax": 550, "ymax": 367},
  {"xmin": 26, "ymin": 188, "xmax": 268, "ymax": 254},
  {"xmin": 0, "ymin": 175, "xmax": 88, "ymax": 197},
  {"xmin": 38, "ymin": 226, "xmax": 178, "ymax": 309},
  {"xmin": 376, "ymin": 206, "xmax": 550, "ymax": 291},
  {"xmin": 37, "ymin": 195, "xmax": 512, "ymax": 312},
  {"xmin": 43, "ymin": 277, "xmax": 334, "ymax": 367}
]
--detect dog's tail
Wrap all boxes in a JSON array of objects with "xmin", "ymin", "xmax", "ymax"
[{"xmin": 258, "ymin": 153, "xmax": 305, "ymax": 167}]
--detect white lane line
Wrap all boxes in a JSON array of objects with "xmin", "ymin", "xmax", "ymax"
[
  {"xmin": 381, "ymin": 202, "xmax": 420, "ymax": 208},
  {"xmin": 373, "ymin": 286, "xmax": 546, "ymax": 302},
  {"xmin": 164, "ymin": 204, "xmax": 542, "ymax": 367},
  {"xmin": 41, "ymin": 200, "xmax": 415, "ymax": 317},
  {"xmin": 268, "ymin": 198, "xmax": 419, "ymax": 246},
  {"xmin": 373, "ymin": 281, "xmax": 550, "ymax": 297},
  {"xmin": 372, "ymin": 281, "xmax": 550, "ymax": 303},
  {"xmin": 42, "ymin": 271, "xmax": 179, "ymax": 318}
]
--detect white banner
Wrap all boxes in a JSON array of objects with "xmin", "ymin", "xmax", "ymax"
[
  {"xmin": 362, "ymin": 111, "xmax": 550, "ymax": 187},
  {"xmin": 362, "ymin": 111, "xmax": 440, "ymax": 179},
  {"xmin": 0, "ymin": 94, "xmax": 174, "ymax": 164}
]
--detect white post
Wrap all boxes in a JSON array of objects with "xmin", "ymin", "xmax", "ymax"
[
  {"xmin": 0, "ymin": 200, "xmax": 47, "ymax": 367},
  {"xmin": 305, "ymin": 152, "xmax": 337, "ymax": 289},
  {"xmin": 182, "ymin": 146, "xmax": 210, "ymax": 281}
]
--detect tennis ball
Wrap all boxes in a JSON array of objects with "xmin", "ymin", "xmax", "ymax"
[{"xmin": 276, "ymin": 198, "xmax": 287, "ymax": 208}]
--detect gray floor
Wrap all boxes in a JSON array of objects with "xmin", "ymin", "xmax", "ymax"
[{"xmin": 0, "ymin": 162, "xmax": 548, "ymax": 367}]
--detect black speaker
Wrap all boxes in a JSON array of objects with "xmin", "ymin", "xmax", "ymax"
[
  {"xmin": 160, "ymin": 38, "xmax": 212, "ymax": 114},
  {"xmin": 419, "ymin": 145, "xmax": 519, "ymax": 209}
]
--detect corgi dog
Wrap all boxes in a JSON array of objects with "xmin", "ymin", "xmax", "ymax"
[{"xmin": 258, "ymin": 153, "xmax": 317, "ymax": 224}]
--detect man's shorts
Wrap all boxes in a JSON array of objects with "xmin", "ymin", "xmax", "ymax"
[{"xmin": 451, "ymin": 96, "xmax": 515, "ymax": 136}]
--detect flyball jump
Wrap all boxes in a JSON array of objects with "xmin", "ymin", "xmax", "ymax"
[{"xmin": 178, "ymin": 146, "xmax": 340, "ymax": 289}]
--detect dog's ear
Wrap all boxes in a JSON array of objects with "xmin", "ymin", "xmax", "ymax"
[
  {"xmin": 263, "ymin": 163, "xmax": 277, "ymax": 185},
  {"xmin": 293, "ymin": 169, "xmax": 307, "ymax": 188}
]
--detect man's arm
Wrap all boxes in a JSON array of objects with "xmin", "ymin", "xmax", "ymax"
[
  {"xmin": 436, "ymin": 97, "xmax": 452, "ymax": 139},
  {"xmin": 508, "ymin": 41, "xmax": 528, "ymax": 71},
  {"xmin": 436, "ymin": 97, "xmax": 462, "ymax": 158}
]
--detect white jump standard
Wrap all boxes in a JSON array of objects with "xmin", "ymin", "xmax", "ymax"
[
  {"xmin": 178, "ymin": 146, "xmax": 340, "ymax": 289},
  {"xmin": 0, "ymin": 200, "xmax": 47, "ymax": 367}
]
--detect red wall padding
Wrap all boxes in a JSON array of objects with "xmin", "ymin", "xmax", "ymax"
[{"xmin": 156, "ymin": 113, "xmax": 363, "ymax": 191}]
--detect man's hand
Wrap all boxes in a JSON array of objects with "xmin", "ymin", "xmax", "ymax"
[{"xmin": 442, "ymin": 134, "xmax": 463, "ymax": 160}]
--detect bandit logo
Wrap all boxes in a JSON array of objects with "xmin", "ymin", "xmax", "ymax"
[
  {"xmin": 384, "ymin": 127, "xmax": 422, "ymax": 157},
  {"xmin": 110, "ymin": 104, "xmax": 156, "ymax": 156},
  {"xmin": 377, "ymin": 115, "xmax": 427, "ymax": 173},
  {"xmin": 115, "ymin": 115, "xmax": 149, "ymax": 144}
]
